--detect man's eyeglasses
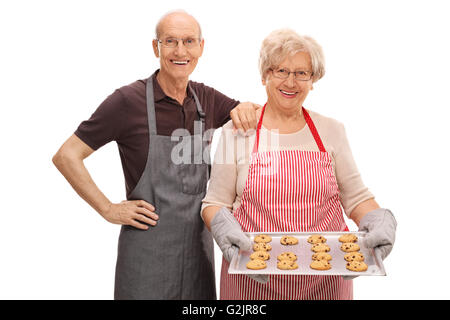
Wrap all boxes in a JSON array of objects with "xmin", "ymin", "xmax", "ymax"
[
  {"xmin": 271, "ymin": 68, "xmax": 314, "ymax": 81},
  {"xmin": 157, "ymin": 37, "xmax": 201, "ymax": 49}
]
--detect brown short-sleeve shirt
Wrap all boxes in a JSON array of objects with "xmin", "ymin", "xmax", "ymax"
[{"xmin": 75, "ymin": 70, "xmax": 239, "ymax": 196}]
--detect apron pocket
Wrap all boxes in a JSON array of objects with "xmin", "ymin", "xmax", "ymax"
[{"xmin": 179, "ymin": 163, "xmax": 208, "ymax": 195}]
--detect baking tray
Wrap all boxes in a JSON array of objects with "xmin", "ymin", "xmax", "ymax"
[{"xmin": 228, "ymin": 232, "xmax": 386, "ymax": 276}]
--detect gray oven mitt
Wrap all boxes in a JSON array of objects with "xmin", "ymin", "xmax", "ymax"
[
  {"xmin": 343, "ymin": 208, "xmax": 397, "ymax": 281},
  {"xmin": 210, "ymin": 207, "xmax": 269, "ymax": 284},
  {"xmin": 359, "ymin": 208, "xmax": 397, "ymax": 261}
]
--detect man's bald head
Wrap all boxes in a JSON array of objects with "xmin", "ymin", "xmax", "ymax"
[{"xmin": 155, "ymin": 9, "xmax": 202, "ymax": 40}]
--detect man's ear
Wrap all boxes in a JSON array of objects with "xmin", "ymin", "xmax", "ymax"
[
  {"xmin": 198, "ymin": 38, "xmax": 205, "ymax": 57},
  {"xmin": 152, "ymin": 39, "xmax": 159, "ymax": 58}
]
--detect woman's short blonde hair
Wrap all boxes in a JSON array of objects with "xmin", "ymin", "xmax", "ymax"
[{"xmin": 259, "ymin": 29, "xmax": 325, "ymax": 83}]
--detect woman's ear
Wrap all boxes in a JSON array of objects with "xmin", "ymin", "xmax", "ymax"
[
  {"xmin": 262, "ymin": 73, "xmax": 268, "ymax": 86},
  {"xmin": 261, "ymin": 70, "xmax": 270, "ymax": 86}
]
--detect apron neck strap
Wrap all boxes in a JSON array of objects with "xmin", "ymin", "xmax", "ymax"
[
  {"xmin": 188, "ymin": 84, "xmax": 206, "ymax": 120},
  {"xmin": 146, "ymin": 76, "xmax": 205, "ymax": 136},
  {"xmin": 302, "ymin": 107, "xmax": 326, "ymax": 153},
  {"xmin": 146, "ymin": 76, "xmax": 158, "ymax": 135},
  {"xmin": 253, "ymin": 104, "xmax": 326, "ymax": 154}
]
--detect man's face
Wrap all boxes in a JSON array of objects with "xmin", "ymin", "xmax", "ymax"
[{"xmin": 153, "ymin": 13, "xmax": 204, "ymax": 81}]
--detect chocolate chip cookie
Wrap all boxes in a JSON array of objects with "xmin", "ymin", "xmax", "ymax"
[
  {"xmin": 311, "ymin": 243, "xmax": 331, "ymax": 253},
  {"xmin": 254, "ymin": 234, "xmax": 272, "ymax": 243},
  {"xmin": 310, "ymin": 259, "xmax": 332, "ymax": 270},
  {"xmin": 339, "ymin": 234, "xmax": 358, "ymax": 243},
  {"xmin": 280, "ymin": 235, "xmax": 299, "ymax": 245},
  {"xmin": 250, "ymin": 250, "xmax": 270, "ymax": 261},
  {"xmin": 307, "ymin": 235, "xmax": 327, "ymax": 244},
  {"xmin": 277, "ymin": 259, "xmax": 298, "ymax": 270},
  {"xmin": 312, "ymin": 252, "xmax": 332, "ymax": 261},
  {"xmin": 277, "ymin": 252, "xmax": 297, "ymax": 262},
  {"xmin": 344, "ymin": 252, "xmax": 365, "ymax": 262},
  {"xmin": 246, "ymin": 259, "xmax": 267, "ymax": 270},
  {"xmin": 253, "ymin": 242, "xmax": 272, "ymax": 252},
  {"xmin": 340, "ymin": 243, "xmax": 360, "ymax": 253},
  {"xmin": 346, "ymin": 260, "xmax": 368, "ymax": 272}
]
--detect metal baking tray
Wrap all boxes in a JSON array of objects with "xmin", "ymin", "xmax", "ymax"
[{"xmin": 228, "ymin": 232, "xmax": 386, "ymax": 276}]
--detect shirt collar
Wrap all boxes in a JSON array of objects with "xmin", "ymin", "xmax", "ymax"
[{"xmin": 151, "ymin": 69, "xmax": 194, "ymax": 103}]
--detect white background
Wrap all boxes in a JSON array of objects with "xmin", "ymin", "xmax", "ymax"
[{"xmin": 1, "ymin": 0, "xmax": 449, "ymax": 299}]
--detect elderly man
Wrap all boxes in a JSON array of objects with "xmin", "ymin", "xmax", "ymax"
[{"xmin": 52, "ymin": 10, "xmax": 258, "ymax": 300}]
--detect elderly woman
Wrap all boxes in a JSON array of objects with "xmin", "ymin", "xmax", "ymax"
[{"xmin": 201, "ymin": 29, "xmax": 397, "ymax": 300}]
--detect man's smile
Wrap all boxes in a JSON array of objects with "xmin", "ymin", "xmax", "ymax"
[{"xmin": 170, "ymin": 59, "xmax": 190, "ymax": 65}]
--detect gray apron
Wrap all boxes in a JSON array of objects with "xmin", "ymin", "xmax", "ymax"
[{"xmin": 114, "ymin": 76, "xmax": 216, "ymax": 300}]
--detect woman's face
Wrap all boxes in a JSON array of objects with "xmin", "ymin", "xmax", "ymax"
[{"xmin": 263, "ymin": 51, "xmax": 313, "ymax": 112}]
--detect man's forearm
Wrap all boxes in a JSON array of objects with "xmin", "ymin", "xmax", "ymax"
[{"xmin": 53, "ymin": 153, "xmax": 111, "ymax": 217}]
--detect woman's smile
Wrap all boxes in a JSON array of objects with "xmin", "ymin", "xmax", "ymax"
[{"xmin": 279, "ymin": 89, "xmax": 299, "ymax": 98}]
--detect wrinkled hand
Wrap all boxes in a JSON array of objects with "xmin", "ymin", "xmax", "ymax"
[
  {"xmin": 210, "ymin": 207, "xmax": 268, "ymax": 284},
  {"xmin": 102, "ymin": 200, "xmax": 159, "ymax": 230},
  {"xmin": 230, "ymin": 102, "xmax": 262, "ymax": 135}
]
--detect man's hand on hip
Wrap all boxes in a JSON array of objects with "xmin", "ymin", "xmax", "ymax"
[{"xmin": 102, "ymin": 200, "xmax": 159, "ymax": 230}]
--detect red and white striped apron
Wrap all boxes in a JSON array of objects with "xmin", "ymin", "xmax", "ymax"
[{"xmin": 220, "ymin": 105, "xmax": 353, "ymax": 300}]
